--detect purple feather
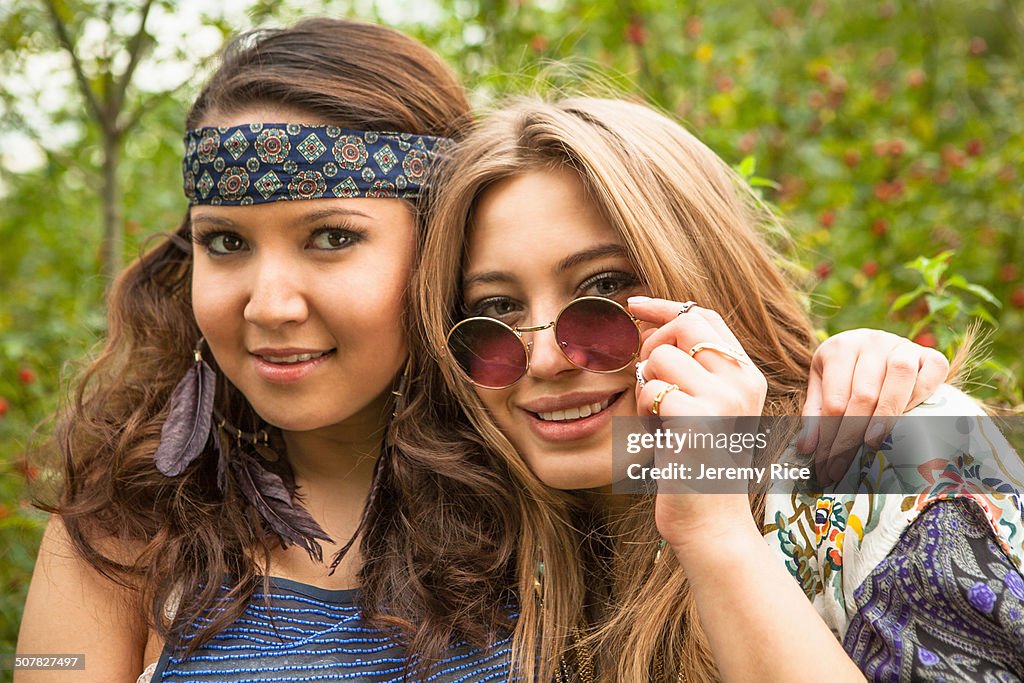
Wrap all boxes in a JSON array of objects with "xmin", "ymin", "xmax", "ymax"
[
  {"xmin": 155, "ymin": 359, "xmax": 216, "ymax": 476},
  {"xmin": 232, "ymin": 452, "xmax": 332, "ymax": 562}
]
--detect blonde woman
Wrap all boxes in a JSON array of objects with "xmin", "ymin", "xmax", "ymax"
[{"xmin": 411, "ymin": 97, "xmax": 1024, "ymax": 681}]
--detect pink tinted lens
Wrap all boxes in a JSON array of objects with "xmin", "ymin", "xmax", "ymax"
[
  {"xmin": 556, "ymin": 298, "xmax": 639, "ymax": 371},
  {"xmin": 448, "ymin": 318, "xmax": 527, "ymax": 388}
]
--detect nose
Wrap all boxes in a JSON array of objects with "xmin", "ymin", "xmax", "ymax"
[
  {"xmin": 243, "ymin": 257, "xmax": 309, "ymax": 329},
  {"xmin": 524, "ymin": 316, "xmax": 577, "ymax": 381}
]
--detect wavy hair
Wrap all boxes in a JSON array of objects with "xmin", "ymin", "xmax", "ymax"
[
  {"xmin": 413, "ymin": 96, "xmax": 824, "ymax": 681},
  {"xmin": 39, "ymin": 17, "xmax": 525, "ymax": 671}
]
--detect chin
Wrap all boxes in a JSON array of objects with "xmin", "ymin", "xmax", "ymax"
[{"xmin": 528, "ymin": 454, "xmax": 616, "ymax": 491}]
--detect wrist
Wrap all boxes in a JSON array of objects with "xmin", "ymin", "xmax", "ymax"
[{"xmin": 664, "ymin": 513, "xmax": 762, "ymax": 563}]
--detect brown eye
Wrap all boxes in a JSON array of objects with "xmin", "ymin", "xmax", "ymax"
[{"xmin": 310, "ymin": 228, "xmax": 360, "ymax": 250}]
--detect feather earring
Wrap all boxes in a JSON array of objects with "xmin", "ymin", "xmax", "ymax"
[
  {"xmin": 155, "ymin": 339, "xmax": 216, "ymax": 477},
  {"xmin": 216, "ymin": 414, "xmax": 332, "ymax": 561}
]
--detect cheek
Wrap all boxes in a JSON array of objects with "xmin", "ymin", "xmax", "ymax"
[{"xmin": 191, "ymin": 264, "xmax": 242, "ymax": 346}]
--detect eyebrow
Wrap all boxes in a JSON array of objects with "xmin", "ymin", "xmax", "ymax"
[
  {"xmin": 462, "ymin": 243, "xmax": 629, "ymax": 289},
  {"xmin": 191, "ymin": 207, "xmax": 374, "ymax": 228}
]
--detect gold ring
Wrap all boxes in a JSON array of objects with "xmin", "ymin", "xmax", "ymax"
[
  {"xmin": 689, "ymin": 342, "xmax": 751, "ymax": 366},
  {"xmin": 677, "ymin": 301, "xmax": 697, "ymax": 316},
  {"xmin": 651, "ymin": 383, "xmax": 679, "ymax": 416}
]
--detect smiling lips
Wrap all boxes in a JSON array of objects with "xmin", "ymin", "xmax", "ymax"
[
  {"xmin": 249, "ymin": 347, "xmax": 336, "ymax": 383},
  {"xmin": 255, "ymin": 349, "xmax": 332, "ymax": 364},
  {"xmin": 536, "ymin": 398, "xmax": 613, "ymax": 422}
]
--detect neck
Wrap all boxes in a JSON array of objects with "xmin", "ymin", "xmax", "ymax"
[{"xmin": 281, "ymin": 390, "xmax": 391, "ymax": 546}]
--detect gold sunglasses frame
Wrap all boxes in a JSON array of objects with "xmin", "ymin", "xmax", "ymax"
[{"xmin": 446, "ymin": 295, "xmax": 643, "ymax": 390}]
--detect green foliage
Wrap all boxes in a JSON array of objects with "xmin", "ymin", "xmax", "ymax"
[{"xmin": 1, "ymin": 0, "xmax": 1022, "ymax": 660}]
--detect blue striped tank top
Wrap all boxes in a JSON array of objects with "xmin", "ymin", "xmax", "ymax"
[{"xmin": 153, "ymin": 577, "xmax": 514, "ymax": 682}]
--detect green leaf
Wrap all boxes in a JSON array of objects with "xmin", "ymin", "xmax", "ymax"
[
  {"xmin": 892, "ymin": 286, "xmax": 927, "ymax": 312},
  {"xmin": 736, "ymin": 155, "xmax": 756, "ymax": 179}
]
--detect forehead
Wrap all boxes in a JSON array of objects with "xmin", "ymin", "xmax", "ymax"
[{"xmin": 465, "ymin": 168, "xmax": 622, "ymax": 271}]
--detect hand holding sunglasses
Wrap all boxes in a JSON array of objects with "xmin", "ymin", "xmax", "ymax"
[
  {"xmin": 626, "ymin": 296, "xmax": 769, "ymax": 556},
  {"xmin": 628, "ymin": 296, "xmax": 767, "ymax": 420}
]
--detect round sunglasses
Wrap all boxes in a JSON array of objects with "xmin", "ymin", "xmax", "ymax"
[{"xmin": 446, "ymin": 296, "xmax": 642, "ymax": 389}]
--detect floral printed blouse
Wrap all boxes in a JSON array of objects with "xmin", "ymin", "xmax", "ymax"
[{"xmin": 764, "ymin": 385, "xmax": 1024, "ymax": 680}]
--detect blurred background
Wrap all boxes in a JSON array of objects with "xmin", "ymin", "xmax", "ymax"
[{"xmin": 1, "ymin": 0, "xmax": 1021, "ymax": 661}]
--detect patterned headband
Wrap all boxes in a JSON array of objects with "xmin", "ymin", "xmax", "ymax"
[{"xmin": 182, "ymin": 123, "xmax": 454, "ymax": 205}]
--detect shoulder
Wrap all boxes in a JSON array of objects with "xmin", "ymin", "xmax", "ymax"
[{"xmin": 16, "ymin": 516, "xmax": 148, "ymax": 682}]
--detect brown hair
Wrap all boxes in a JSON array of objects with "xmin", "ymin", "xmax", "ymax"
[
  {"xmin": 413, "ymin": 96, "xmax": 822, "ymax": 681},
  {"xmin": 41, "ymin": 17, "xmax": 519, "ymax": 670}
]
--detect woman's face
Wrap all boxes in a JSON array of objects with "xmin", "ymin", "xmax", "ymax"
[
  {"xmin": 462, "ymin": 167, "xmax": 647, "ymax": 489},
  {"xmin": 191, "ymin": 108, "xmax": 415, "ymax": 434}
]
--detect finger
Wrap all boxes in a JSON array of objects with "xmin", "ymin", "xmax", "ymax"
[
  {"xmin": 862, "ymin": 342, "xmax": 922, "ymax": 449},
  {"xmin": 906, "ymin": 348, "xmax": 950, "ymax": 408},
  {"xmin": 643, "ymin": 343, "xmax": 715, "ymax": 396},
  {"xmin": 810, "ymin": 340, "xmax": 856, "ymax": 483},
  {"xmin": 627, "ymin": 296, "xmax": 703, "ymax": 326},
  {"xmin": 798, "ymin": 359, "xmax": 824, "ymax": 454},
  {"xmin": 638, "ymin": 378, "xmax": 695, "ymax": 417},
  {"xmin": 637, "ymin": 307, "xmax": 751, "ymax": 378},
  {"xmin": 689, "ymin": 306, "xmax": 746, "ymax": 351},
  {"xmin": 811, "ymin": 348, "xmax": 884, "ymax": 485},
  {"xmin": 823, "ymin": 349, "xmax": 888, "ymax": 484}
]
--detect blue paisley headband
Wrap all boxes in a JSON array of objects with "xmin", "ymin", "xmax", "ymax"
[{"xmin": 182, "ymin": 123, "xmax": 453, "ymax": 205}]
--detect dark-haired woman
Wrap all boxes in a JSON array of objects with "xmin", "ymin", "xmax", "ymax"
[{"xmin": 16, "ymin": 19, "xmax": 521, "ymax": 683}]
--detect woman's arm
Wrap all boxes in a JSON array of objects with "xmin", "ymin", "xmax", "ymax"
[
  {"xmin": 16, "ymin": 517, "xmax": 147, "ymax": 683},
  {"xmin": 629, "ymin": 296, "xmax": 865, "ymax": 682}
]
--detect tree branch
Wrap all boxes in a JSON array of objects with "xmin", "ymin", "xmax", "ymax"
[
  {"xmin": 41, "ymin": 0, "xmax": 105, "ymax": 128},
  {"xmin": 111, "ymin": 0, "xmax": 156, "ymax": 125}
]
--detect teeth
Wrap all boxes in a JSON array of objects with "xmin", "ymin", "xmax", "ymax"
[
  {"xmin": 537, "ymin": 398, "xmax": 611, "ymax": 422},
  {"xmin": 259, "ymin": 350, "xmax": 329, "ymax": 364}
]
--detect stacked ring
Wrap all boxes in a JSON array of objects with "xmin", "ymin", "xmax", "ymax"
[
  {"xmin": 651, "ymin": 383, "xmax": 679, "ymax": 416},
  {"xmin": 689, "ymin": 342, "xmax": 751, "ymax": 366},
  {"xmin": 635, "ymin": 360, "xmax": 648, "ymax": 389}
]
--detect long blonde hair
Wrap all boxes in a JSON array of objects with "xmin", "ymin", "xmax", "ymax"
[{"xmin": 415, "ymin": 96, "xmax": 819, "ymax": 681}]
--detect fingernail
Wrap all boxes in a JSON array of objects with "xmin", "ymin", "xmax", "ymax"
[
  {"xmin": 865, "ymin": 423, "xmax": 884, "ymax": 446},
  {"xmin": 627, "ymin": 296, "xmax": 652, "ymax": 304},
  {"xmin": 796, "ymin": 423, "xmax": 810, "ymax": 452}
]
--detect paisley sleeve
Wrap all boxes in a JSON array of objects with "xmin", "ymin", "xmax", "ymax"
[{"xmin": 843, "ymin": 498, "xmax": 1024, "ymax": 681}]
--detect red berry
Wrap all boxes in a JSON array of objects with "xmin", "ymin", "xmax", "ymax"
[
  {"xmin": 18, "ymin": 367, "xmax": 35, "ymax": 385},
  {"xmin": 888, "ymin": 139, "xmax": 906, "ymax": 156},
  {"xmin": 913, "ymin": 331, "xmax": 937, "ymax": 348},
  {"xmin": 625, "ymin": 18, "xmax": 647, "ymax": 45},
  {"xmin": 862, "ymin": 261, "xmax": 879, "ymax": 277},
  {"xmin": 941, "ymin": 144, "xmax": 965, "ymax": 168},
  {"xmin": 814, "ymin": 262, "xmax": 832, "ymax": 279},
  {"xmin": 969, "ymin": 37, "xmax": 987, "ymax": 55},
  {"xmin": 1011, "ymin": 288, "xmax": 1024, "ymax": 309},
  {"xmin": 843, "ymin": 148, "xmax": 862, "ymax": 167},
  {"xmin": 0, "ymin": 397, "xmax": 8, "ymax": 417},
  {"xmin": 686, "ymin": 16, "xmax": 702, "ymax": 38},
  {"xmin": 906, "ymin": 68, "xmax": 927, "ymax": 88},
  {"xmin": 999, "ymin": 264, "xmax": 1019, "ymax": 283},
  {"xmin": 871, "ymin": 219, "xmax": 889, "ymax": 237},
  {"xmin": 819, "ymin": 210, "xmax": 836, "ymax": 228},
  {"xmin": 715, "ymin": 75, "xmax": 734, "ymax": 93},
  {"xmin": 0, "ymin": 504, "xmax": 9, "ymax": 519},
  {"xmin": 530, "ymin": 34, "xmax": 548, "ymax": 53},
  {"xmin": 873, "ymin": 140, "xmax": 890, "ymax": 157},
  {"xmin": 965, "ymin": 138, "xmax": 983, "ymax": 157},
  {"xmin": 15, "ymin": 460, "xmax": 39, "ymax": 481}
]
